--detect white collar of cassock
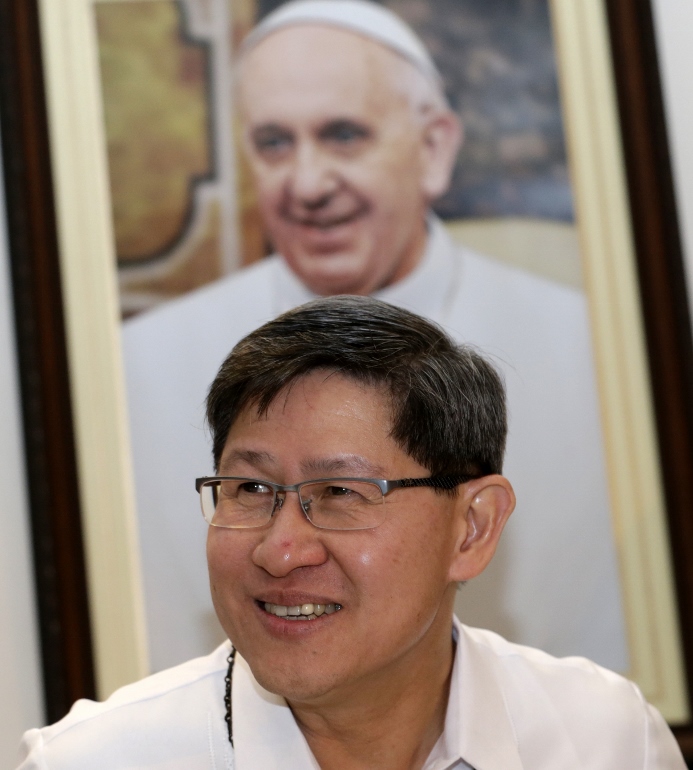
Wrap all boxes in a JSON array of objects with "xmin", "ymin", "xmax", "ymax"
[{"xmin": 230, "ymin": 615, "xmax": 523, "ymax": 770}]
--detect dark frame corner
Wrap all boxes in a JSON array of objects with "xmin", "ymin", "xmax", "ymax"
[
  {"xmin": 0, "ymin": 0, "xmax": 95, "ymax": 723},
  {"xmin": 606, "ymin": 0, "xmax": 693, "ymax": 757}
]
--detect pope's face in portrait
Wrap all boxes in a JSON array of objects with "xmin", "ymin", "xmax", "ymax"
[{"xmin": 238, "ymin": 25, "xmax": 461, "ymax": 296}]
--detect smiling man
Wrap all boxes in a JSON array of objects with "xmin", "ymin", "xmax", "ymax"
[
  {"xmin": 18, "ymin": 297, "xmax": 685, "ymax": 769},
  {"xmin": 123, "ymin": 0, "xmax": 623, "ymax": 681}
]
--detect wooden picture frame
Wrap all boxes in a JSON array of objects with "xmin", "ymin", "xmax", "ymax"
[
  {"xmin": 606, "ymin": 0, "xmax": 693, "ymax": 754},
  {"xmin": 3, "ymin": 0, "xmax": 693, "ymax": 754}
]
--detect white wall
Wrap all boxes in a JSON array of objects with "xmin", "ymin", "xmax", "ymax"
[
  {"xmin": 0, "ymin": 134, "xmax": 44, "ymax": 764},
  {"xmin": 651, "ymin": 0, "xmax": 693, "ymax": 322}
]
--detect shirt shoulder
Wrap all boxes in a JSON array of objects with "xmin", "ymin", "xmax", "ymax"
[
  {"xmin": 16, "ymin": 645, "xmax": 231, "ymax": 770},
  {"xmin": 459, "ymin": 624, "xmax": 685, "ymax": 769},
  {"xmin": 121, "ymin": 257, "xmax": 280, "ymax": 390},
  {"xmin": 443, "ymin": 217, "xmax": 583, "ymax": 296},
  {"xmin": 453, "ymin": 239, "xmax": 585, "ymax": 308},
  {"xmin": 123, "ymin": 256, "xmax": 279, "ymax": 340},
  {"xmin": 441, "ymin": 237, "xmax": 595, "ymax": 372}
]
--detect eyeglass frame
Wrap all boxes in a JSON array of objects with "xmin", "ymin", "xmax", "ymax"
[{"xmin": 195, "ymin": 474, "xmax": 479, "ymax": 531}]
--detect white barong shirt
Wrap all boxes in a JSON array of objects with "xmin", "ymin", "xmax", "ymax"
[{"xmin": 17, "ymin": 617, "xmax": 685, "ymax": 769}]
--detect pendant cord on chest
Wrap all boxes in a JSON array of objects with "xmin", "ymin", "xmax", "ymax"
[{"xmin": 224, "ymin": 648, "xmax": 236, "ymax": 746}]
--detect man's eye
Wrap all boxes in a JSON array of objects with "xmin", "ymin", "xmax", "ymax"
[
  {"xmin": 239, "ymin": 482, "xmax": 272, "ymax": 495},
  {"xmin": 321, "ymin": 121, "xmax": 371, "ymax": 146},
  {"xmin": 256, "ymin": 136, "xmax": 290, "ymax": 151},
  {"xmin": 325, "ymin": 486, "xmax": 354, "ymax": 497},
  {"xmin": 251, "ymin": 127, "xmax": 293, "ymax": 155}
]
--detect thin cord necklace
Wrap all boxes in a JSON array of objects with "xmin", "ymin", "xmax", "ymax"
[
  {"xmin": 224, "ymin": 608, "xmax": 343, "ymax": 745},
  {"xmin": 224, "ymin": 648, "xmax": 236, "ymax": 746}
]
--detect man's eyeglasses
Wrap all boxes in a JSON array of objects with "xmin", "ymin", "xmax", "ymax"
[{"xmin": 195, "ymin": 475, "xmax": 477, "ymax": 531}]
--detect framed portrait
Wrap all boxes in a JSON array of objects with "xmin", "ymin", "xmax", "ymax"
[{"xmin": 4, "ymin": 0, "xmax": 693, "ymax": 751}]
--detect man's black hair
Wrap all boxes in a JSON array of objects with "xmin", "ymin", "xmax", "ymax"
[{"xmin": 206, "ymin": 295, "xmax": 506, "ymax": 479}]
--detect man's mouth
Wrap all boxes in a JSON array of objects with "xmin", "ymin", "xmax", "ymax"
[
  {"xmin": 260, "ymin": 601, "xmax": 343, "ymax": 621},
  {"xmin": 288, "ymin": 212, "xmax": 362, "ymax": 230},
  {"xmin": 281, "ymin": 200, "xmax": 370, "ymax": 231}
]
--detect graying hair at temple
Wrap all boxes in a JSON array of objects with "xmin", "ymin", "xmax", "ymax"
[{"xmin": 206, "ymin": 295, "xmax": 507, "ymax": 481}]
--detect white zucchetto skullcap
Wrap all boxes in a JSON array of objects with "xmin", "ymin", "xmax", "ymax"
[{"xmin": 241, "ymin": 0, "xmax": 442, "ymax": 86}]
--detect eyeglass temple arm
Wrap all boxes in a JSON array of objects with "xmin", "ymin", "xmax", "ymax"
[
  {"xmin": 383, "ymin": 475, "xmax": 477, "ymax": 493},
  {"xmin": 196, "ymin": 476, "xmax": 212, "ymax": 493}
]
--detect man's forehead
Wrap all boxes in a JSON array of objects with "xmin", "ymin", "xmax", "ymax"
[
  {"xmin": 225, "ymin": 371, "xmax": 394, "ymax": 433},
  {"xmin": 238, "ymin": 24, "xmax": 416, "ymax": 110},
  {"xmin": 219, "ymin": 371, "xmax": 400, "ymax": 467},
  {"xmin": 239, "ymin": 0, "xmax": 441, "ymax": 86}
]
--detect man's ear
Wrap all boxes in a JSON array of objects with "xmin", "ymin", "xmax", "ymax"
[
  {"xmin": 420, "ymin": 110, "xmax": 463, "ymax": 202},
  {"xmin": 447, "ymin": 475, "xmax": 515, "ymax": 583}
]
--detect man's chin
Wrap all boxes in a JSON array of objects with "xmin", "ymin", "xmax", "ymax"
[
  {"xmin": 285, "ymin": 253, "xmax": 376, "ymax": 297},
  {"xmin": 300, "ymin": 273, "xmax": 373, "ymax": 298},
  {"xmin": 251, "ymin": 657, "xmax": 345, "ymax": 705}
]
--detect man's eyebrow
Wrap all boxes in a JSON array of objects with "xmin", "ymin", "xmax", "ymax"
[
  {"xmin": 251, "ymin": 122, "xmax": 291, "ymax": 132},
  {"xmin": 301, "ymin": 455, "xmax": 386, "ymax": 478},
  {"xmin": 317, "ymin": 119, "xmax": 372, "ymax": 140},
  {"xmin": 219, "ymin": 449, "xmax": 275, "ymax": 474},
  {"xmin": 250, "ymin": 123, "xmax": 294, "ymax": 143}
]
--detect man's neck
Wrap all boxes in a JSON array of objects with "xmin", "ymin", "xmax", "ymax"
[
  {"xmin": 288, "ymin": 627, "xmax": 455, "ymax": 770},
  {"xmin": 376, "ymin": 221, "xmax": 429, "ymax": 293}
]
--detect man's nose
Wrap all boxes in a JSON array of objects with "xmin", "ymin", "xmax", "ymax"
[
  {"xmin": 288, "ymin": 144, "xmax": 339, "ymax": 208},
  {"xmin": 251, "ymin": 492, "xmax": 329, "ymax": 577}
]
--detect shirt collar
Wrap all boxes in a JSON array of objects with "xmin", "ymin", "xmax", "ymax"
[
  {"xmin": 232, "ymin": 616, "xmax": 524, "ymax": 770},
  {"xmin": 272, "ymin": 215, "xmax": 458, "ymax": 323},
  {"xmin": 232, "ymin": 652, "xmax": 320, "ymax": 770},
  {"xmin": 376, "ymin": 216, "xmax": 458, "ymax": 325},
  {"xmin": 451, "ymin": 616, "xmax": 524, "ymax": 770}
]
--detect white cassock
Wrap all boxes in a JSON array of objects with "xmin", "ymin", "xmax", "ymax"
[{"xmin": 122, "ymin": 217, "xmax": 629, "ymax": 674}]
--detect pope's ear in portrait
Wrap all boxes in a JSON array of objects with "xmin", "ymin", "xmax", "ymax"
[
  {"xmin": 419, "ymin": 107, "xmax": 463, "ymax": 203},
  {"xmin": 448, "ymin": 475, "xmax": 515, "ymax": 584}
]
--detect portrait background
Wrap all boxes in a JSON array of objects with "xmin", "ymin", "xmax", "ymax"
[{"xmin": 6, "ymin": 0, "xmax": 689, "ymax": 736}]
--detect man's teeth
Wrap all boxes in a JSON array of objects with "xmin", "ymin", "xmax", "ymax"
[{"xmin": 263, "ymin": 602, "xmax": 342, "ymax": 620}]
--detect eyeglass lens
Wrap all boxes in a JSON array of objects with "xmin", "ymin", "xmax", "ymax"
[{"xmin": 200, "ymin": 478, "xmax": 386, "ymax": 530}]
